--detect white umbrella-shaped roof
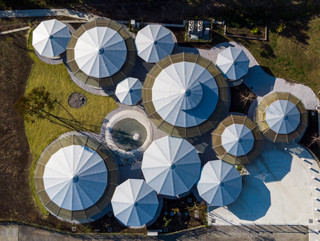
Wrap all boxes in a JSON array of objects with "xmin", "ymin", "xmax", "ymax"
[
  {"xmin": 142, "ymin": 136, "xmax": 201, "ymax": 197},
  {"xmin": 216, "ymin": 47, "xmax": 249, "ymax": 80},
  {"xmin": 43, "ymin": 145, "xmax": 108, "ymax": 211},
  {"xmin": 152, "ymin": 61, "xmax": 219, "ymax": 127},
  {"xmin": 265, "ymin": 100, "xmax": 300, "ymax": 134},
  {"xmin": 197, "ymin": 160, "xmax": 242, "ymax": 206},
  {"xmin": 115, "ymin": 77, "xmax": 142, "ymax": 105},
  {"xmin": 221, "ymin": 124, "xmax": 255, "ymax": 156},
  {"xmin": 32, "ymin": 19, "xmax": 70, "ymax": 58},
  {"xmin": 135, "ymin": 25, "xmax": 174, "ymax": 63},
  {"xmin": 111, "ymin": 179, "xmax": 159, "ymax": 227},
  {"xmin": 74, "ymin": 26, "xmax": 127, "ymax": 78}
]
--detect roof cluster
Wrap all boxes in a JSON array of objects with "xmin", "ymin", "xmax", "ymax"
[{"xmin": 33, "ymin": 18, "xmax": 309, "ymax": 228}]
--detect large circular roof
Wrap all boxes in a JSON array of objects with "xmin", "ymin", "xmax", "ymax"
[
  {"xmin": 142, "ymin": 136, "xmax": 201, "ymax": 197},
  {"xmin": 265, "ymin": 100, "xmax": 300, "ymax": 134},
  {"xmin": 197, "ymin": 160, "xmax": 242, "ymax": 206},
  {"xmin": 43, "ymin": 145, "xmax": 107, "ymax": 211},
  {"xmin": 256, "ymin": 92, "xmax": 308, "ymax": 143},
  {"xmin": 35, "ymin": 135, "xmax": 119, "ymax": 223},
  {"xmin": 212, "ymin": 114, "xmax": 262, "ymax": 165},
  {"xmin": 221, "ymin": 124, "xmax": 254, "ymax": 156},
  {"xmin": 143, "ymin": 53, "xmax": 230, "ymax": 138},
  {"xmin": 66, "ymin": 19, "xmax": 136, "ymax": 89},
  {"xmin": 152, "ymin": 62, "xmax": 217, "ymax": 127},
  {"xmin": 74, "ymin": 27, "xmax": 127, "ymax": 78},
  {"xmin": 135, "ymin": 24, "xmax": 174, "ymax": 63}
]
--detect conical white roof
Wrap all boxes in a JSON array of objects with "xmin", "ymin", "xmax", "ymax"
[
  {"xmin": 32, "ymin": 19, "xmax": 70, "ymax": 58},
  {"xmin": 265, "ymin": 100, "xmax": 300, "ymax": 134},
  {"xmin": 142, "ymin": 136, "xmax": 201, "ymax": 197},
  {"xmin": 221, "ymin": 124, "xmax": 254, "ymax": 156},
  {"xmin": 115, "ymin": 77, "xmax": 142, "ymax": 105},
  {"xmin": 43, "ymin": 145, "xmax": 108, "ymax": 211},
  {"xmin": 111, "ymin": 179, "xmax": 159, "ymax": 227},
  {"xmin": 197, "ymin": 160, "xmax": 242, "ymax": 206},
  {"xmin": 135, "ymin": 25, "xmax": 174, "ymax": 63},
  {"xmin": 74, "ymin": 26, "xmax": 127, "ymax": 78},
  {"xmin": 216, "ymin": 47, "xmax": 249, "ymax": 80},
  {"xmin": 152, "ymin": 62, "xmax": 219, "ymax": 127}
]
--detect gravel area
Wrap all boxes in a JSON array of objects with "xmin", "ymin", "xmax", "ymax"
[
  {"xmin": 67, "ymin": 92, "xmax": 86, "ymax": 108},
  {"xmin": 196, "ymin": 41, "xmax": 319, "ymax": 110}
]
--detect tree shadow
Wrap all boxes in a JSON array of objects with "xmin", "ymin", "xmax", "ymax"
[{"xmin": 259, "ymin": 43, "xmax": 276, "ymax": 59}]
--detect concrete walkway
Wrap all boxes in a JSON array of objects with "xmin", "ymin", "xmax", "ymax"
[
  {"xmin": 0, "ymin": 26, "xmax": 30, "ymax": 35},
  {"xmin": 0, "ymin": 224, "xmax": 308, "ymax": 241}
]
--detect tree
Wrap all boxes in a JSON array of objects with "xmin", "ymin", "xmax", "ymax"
[
  {"xmin": 276, "ymin": 23, "xmax": 286, "ymax": 36},
  {"xmin": 15, "ymin": 86, "xmax": 91, "ymax": 131},
  {"xmin": 15, "ymin": 86, "xmax": 55, "ymax": 123}
]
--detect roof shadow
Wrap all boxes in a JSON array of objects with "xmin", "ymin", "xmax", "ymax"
[
  {"xmin": 243, "ymin": 65, "xmax": 276, "ymax": 97},
  {"xmin": 227, "ymin": 175, "xmax": 271, "ymax": 221}
]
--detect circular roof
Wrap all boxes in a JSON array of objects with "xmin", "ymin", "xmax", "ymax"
[
  {"xmin": 32, "ymin": 19, "xmax": 70, "ymax": 58},
  {"xmin": 265, "ymin": 100, "xmax": 300, "ymax": 134},
  {"xmin": 221, "ymin": 124, "xmax": 254, "ymax": 156},
  {"xmin": 212, "ymin": 114, "xmax": 262, "ymax": 165},
  {"xmin": 255, "ymin": 92, "xmax": 308, "ymax": 143},
  {"xmin": 197, "ymin": 160, "xmax": 242, "ymax": 206},
  {"xmin": 66, "ymin": 19, "xmax": 136, "ymax": 89},
  {"xmin": 135, "ymin": 25, "xmax": 174, "ymax": 63},
  {"xmin": 216, "ymin": 47, "xmax": 250, "ymax": 80},
  {"xmin": 115, "ymin": 77, "xmax": 142, "ymax": 105},
  {"xmin": 35, "ymin": 135, "xmax": 119, "ymax": 223},
  {"xmin": 43, "ymin": 145, "xmax": 107, "ymax": 211},
  {"xmin": 153, "ymin": 61, "xmax": 216, "ymax": 127},
  {"xmin": 74, "ymin": 27, "xmax": 127, "ymax": 78},
  {"xmin": 111, "ymin": 179, "xmax": 159, "ymax": 227},
  {"xmin": 143, "ymin": 53, "xmax": 230, "ymax": 138},
  {"xmin": 142, "ymin": 136, "xmax": 201, "ymax": 197}
]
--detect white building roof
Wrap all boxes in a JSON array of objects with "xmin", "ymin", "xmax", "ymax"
[
  {"xmin": 115, "ymin": 77, "xmax": 142, "ymax": 105},
  {"xmin": 142, "ymin": 136, "xmax": 201, "ymax": 197},
  {"xmin": 265, "ymin": 100, "xmax": 300, "ymax": 134},
  {"xmin": 32, "ymin": 19, "xmax": 70, "ymax": 58},
  {"xmin": 74, "ymin": 26, "xmax": 127, "ymax": 78},
  {"xmin": 197, "ymin": 160, "xmax": 242, "ymax": 206},
  {"xmin": 221, "ymin": 123, "xmax": 254, "ymax": 156},
  {"xmin": 152, "ymin": 62, "xmax": 219, "ymax": 127},
  {"xmin": 43, "ymin": 145, "xmax": 108, "ymax": 211},
  {"xmin": 135, "ymin": 25, "xmax": 174, "ymax": 63},
  {"xmin": 216, "ymin": 47, "xmax": 250, "ymax": 80},
  {"xmin": 111, "ymin": 179, "xmax": 159, "ymax": 227}
]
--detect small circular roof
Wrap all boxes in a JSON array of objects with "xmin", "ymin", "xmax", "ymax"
[
  {"xmin": 74, "ymin": 27, "xmax": 127, "ymax": 78},
  {"xmin": 216, "ymin": 47, "xmax": 250, "ymax": 81},
  {"xmin": 197, "ymin": 160, "xmax": 242, "ymax": 206},
  {"xmin": 265, "ymin": 100, "xmax": 300, "ymax": 134},
  {"xmin": 221, "ymin": 124, "xmax": 254, "ymax": 156},
  {"xmin": 115, "ymin": 77, "xmax": 142, "ymax": 105},
  {"xmin": 32, "ymin": 19, "xmax": 70, "ymax": 58},
  {"xmin": 135, "ymin": 25, "xmax": 174, "ymax": 63},
  {"xmin": 256, "ymin": 92, "xmax": 308, "ymax": 143},
  {"xmin": 34, "ymin": 134, "xmax": 119, "ymax": 223},
  {"xmin": 143, "ymin": 53, "xmax": 230, "ymax": 138},
  {"xmin": 212, "ymin": 114, "xmax": 262, "ymax": 165},
  {"xmin": 111, "ymin": 179, "xmax": 159, "ymax": 227},
  {"xmin": 43, "ymin": 145, "xmax": 107, "ymax": 211},
  {"xmin": 142, "ymin": 136, "xmax": 201, "ymax": 197},
  {"xmin": 66, "ymin": 19, "xmax": 136, "ymax": 89}
]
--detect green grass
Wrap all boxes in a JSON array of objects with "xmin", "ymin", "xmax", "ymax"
[
  {"xmin": 26, "ymin": 30, "xmax": 118, "ymax": 215},
  {"xmin": 233, "ymin": 18, "xmax": 320, "ymax": 94}
]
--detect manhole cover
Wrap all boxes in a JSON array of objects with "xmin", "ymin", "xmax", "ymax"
[{"xmin": 68, "ymin": 93, "xmax": 86, "ymax": 108}]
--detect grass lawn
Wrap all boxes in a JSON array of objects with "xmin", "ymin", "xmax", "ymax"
[
  {"xmin": 211, "ymin": 18, "xmax": 320, "ymax": 95},
  {"xmin": 26, "ymin": 30, "xmax": 118, "ymax": 215}
]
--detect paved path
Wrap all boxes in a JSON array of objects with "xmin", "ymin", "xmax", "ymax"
[
  {"xmin": 0, "ymin": 26, "xmax": 30, "ymax": 35},
  {"xmin": 0, "ymin": 224, "xmax": 308, "ymax": 241}
]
